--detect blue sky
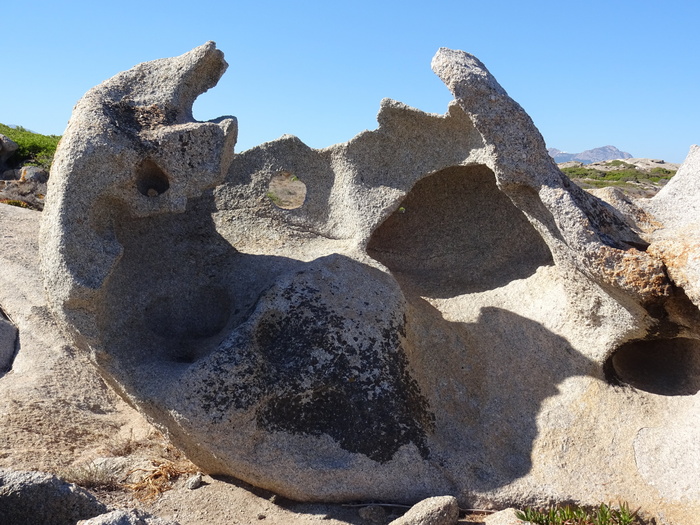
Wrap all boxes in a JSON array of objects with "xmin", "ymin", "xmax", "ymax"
[{"xmin": 4, "ymin": 1, "xmax": 698, "ymax": 162}]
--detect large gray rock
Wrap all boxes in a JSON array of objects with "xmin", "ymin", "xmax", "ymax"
[
  {"xmin": 0, "ymin": 468, "xmax": 107, "ymax": 525},
  {"xmin": 40, "ymin": 43, "xmax": 700, "ymax": 524},
  {"xmin": 0, "ymin": 134, "xmax": 18, "ymax": 173}
]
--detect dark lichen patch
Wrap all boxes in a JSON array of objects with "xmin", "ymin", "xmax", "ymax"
[
  {"xmin": 189, "ymin": 256, "xmax": 434, "ymax": 463},
  {"xmin": 253, "ymin": 281, "xmax": 433, "ymax": 462},
  {"xmin": 104, "ymin": 100, "xmax": 178, "ymax": 135}
]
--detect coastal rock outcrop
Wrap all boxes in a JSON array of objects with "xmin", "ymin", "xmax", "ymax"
[{"xmin": 40, "ymin": 42, "xmax": 700, "ymax": 524}]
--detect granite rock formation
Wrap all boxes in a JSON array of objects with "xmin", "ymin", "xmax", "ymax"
[{"xmin": 40, "ymin": 42, "xmax": 700, "ymax": 523}]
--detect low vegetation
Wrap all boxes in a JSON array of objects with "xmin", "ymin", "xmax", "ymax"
[
  {"xmin": 561, "ymin": 160, "xmax": 676, "ymax": 197},
  {"xmin": 0, "ymin": 199, "xmax": 32, "ymax": 209},
  {"xmin": 56, "ymin": 429, "xmax": 199, "ymax": 502},
  {"xmin": 516, "ymin": 502, "xmax": 641, "ymax": 525},
  {"xmin": 0, "ymin": 122, "xmax": 61, "ymax": 170},
  {"xmin": 562, "ymin": 166, "xmax": 676, "ymax": 184},
  {"xmin": 58, "ymin": 461, "xmax": 123, "ymax": 490}
]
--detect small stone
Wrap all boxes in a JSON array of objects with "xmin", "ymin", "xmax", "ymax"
[
  {"xmin": 388, "ymin": 496, "xmax": 459, "ymax": 525},
  {"xmin": 257, "ymin": 513, "xmax": 266, "ymax": 520},
  {"xmin": 483, "ymin": 508, "xmax": 525, "ymax": 525},
  {"xmin": 358, "ymin": 505, "xmax": 387, "ymax": 524},
  {"xmin": 184, "ymin": 472, "xmax": 202, "ymax": 490}
]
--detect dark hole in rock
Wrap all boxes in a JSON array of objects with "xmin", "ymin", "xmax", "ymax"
[
  {"xmin": 267, "ymin": 171, "xmax": 306, "ymax": 209},
  {"xmin": 136, "ymin": 159, "xmax": 170, "ymax": 197},
  {"xmin": 145, "ymin": 286, "xmax": 232, "ymax": 344},
  {"xmin": 605, "ymin": 337, "xmax": 700, "ymax": 396},
  {"xmin": 366, "ymin": 164, "xmax": 553, "ymax": 298}
]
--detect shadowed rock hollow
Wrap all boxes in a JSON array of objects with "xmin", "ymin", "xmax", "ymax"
[{"xmin": 39, "ymin": 42, "xmax": 700, "ymax": 523}]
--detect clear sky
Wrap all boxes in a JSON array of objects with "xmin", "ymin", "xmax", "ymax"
[{"xmin": 4, "ymin": 0, "xmax": 698, "ymax": 163}]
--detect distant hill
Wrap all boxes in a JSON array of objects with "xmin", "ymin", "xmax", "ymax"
[{"xmin": 548, "ymin": 146, "xmax": 632, "ymax": 164}]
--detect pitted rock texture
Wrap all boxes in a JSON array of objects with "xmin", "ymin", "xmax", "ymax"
[{"xmin": 41, "ymin": 43, "xmax": 700, "ymax": 523}]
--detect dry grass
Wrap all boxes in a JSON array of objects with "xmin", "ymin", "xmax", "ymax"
[
  {"xmin": 58, "ymin": 461, "xmax": 122, "ymax": 490},
  {"xmin": 123, "ymin": 459, "xmax": 198, "ymax": 501}
]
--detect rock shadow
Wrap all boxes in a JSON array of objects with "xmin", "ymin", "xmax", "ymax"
[
  {"xmin": 0, "ymin": 306, "xmax": 18, "ymax": 375},
  {"xmin": 606, "ymin": 337, "xmax": 700, "ymax": 396},
  {"xmin": 405, "ymin": 296, "xmax": 599, "ymax": 492},
  {"xmin": 367, "ymin": 165, "xmax": 553, "ymax": 299},
  {"xmin": 98, "ymin": 191, "xmax": 306, "ymax": 370}
]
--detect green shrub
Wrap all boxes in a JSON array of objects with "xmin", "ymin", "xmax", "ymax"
[
  {"xmin": 650, "ymin": 167, "xmax": 675, "ymax": 177},
  {"xmin": 0, "ymin": 199, "xmax": 32, "ymax": 209},
  {"xmin": 605, "ymin": 160, "xmax": 636, "ymax": 169},
  {"xmin": 0, "ymin": 123, "xmax": 61, "ymax": 170},
  {"xmin": 561, "ymin": 167, "xmax": 606, "ymax": 179},
  {"xmin": 516, "ymin": 502, "xmax": 640, "ymax": 525},
  {"xmin": 560, "ymin": 167, "xmax": 638, "ymax": 182}
]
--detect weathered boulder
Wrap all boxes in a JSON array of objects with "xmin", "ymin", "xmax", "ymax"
[
  {"xmin": 19, "ymin": 166, "xmax": 49, "ymax": 183},
  {"xmin": 0, "ymin": 134, "xmax": 18, "ymax": 173},
  {"xmin": 40, "ymin": 43, "xmax": 700, "ymax": 524},
  {"xmin": 0, "ymin": 468, "xmax": 107, "ymax": 525},
  {"xmin": 0, "ymin": 178, "xmax": 48, "ymax": 210}
]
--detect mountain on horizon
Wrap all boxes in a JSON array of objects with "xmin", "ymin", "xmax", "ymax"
[{"xmin": 548, "ymin": 145, "xmax": 633, "ymax": 164}]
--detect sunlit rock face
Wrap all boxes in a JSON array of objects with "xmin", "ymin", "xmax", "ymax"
[{"xmin": 41, "ymin": 42, "xmax": 700, "ymax": 523}]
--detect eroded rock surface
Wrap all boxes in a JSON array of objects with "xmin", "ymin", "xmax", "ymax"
[{"xmin": 40, "ymin": 43, "xmax": 700, "ymax": 524}]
